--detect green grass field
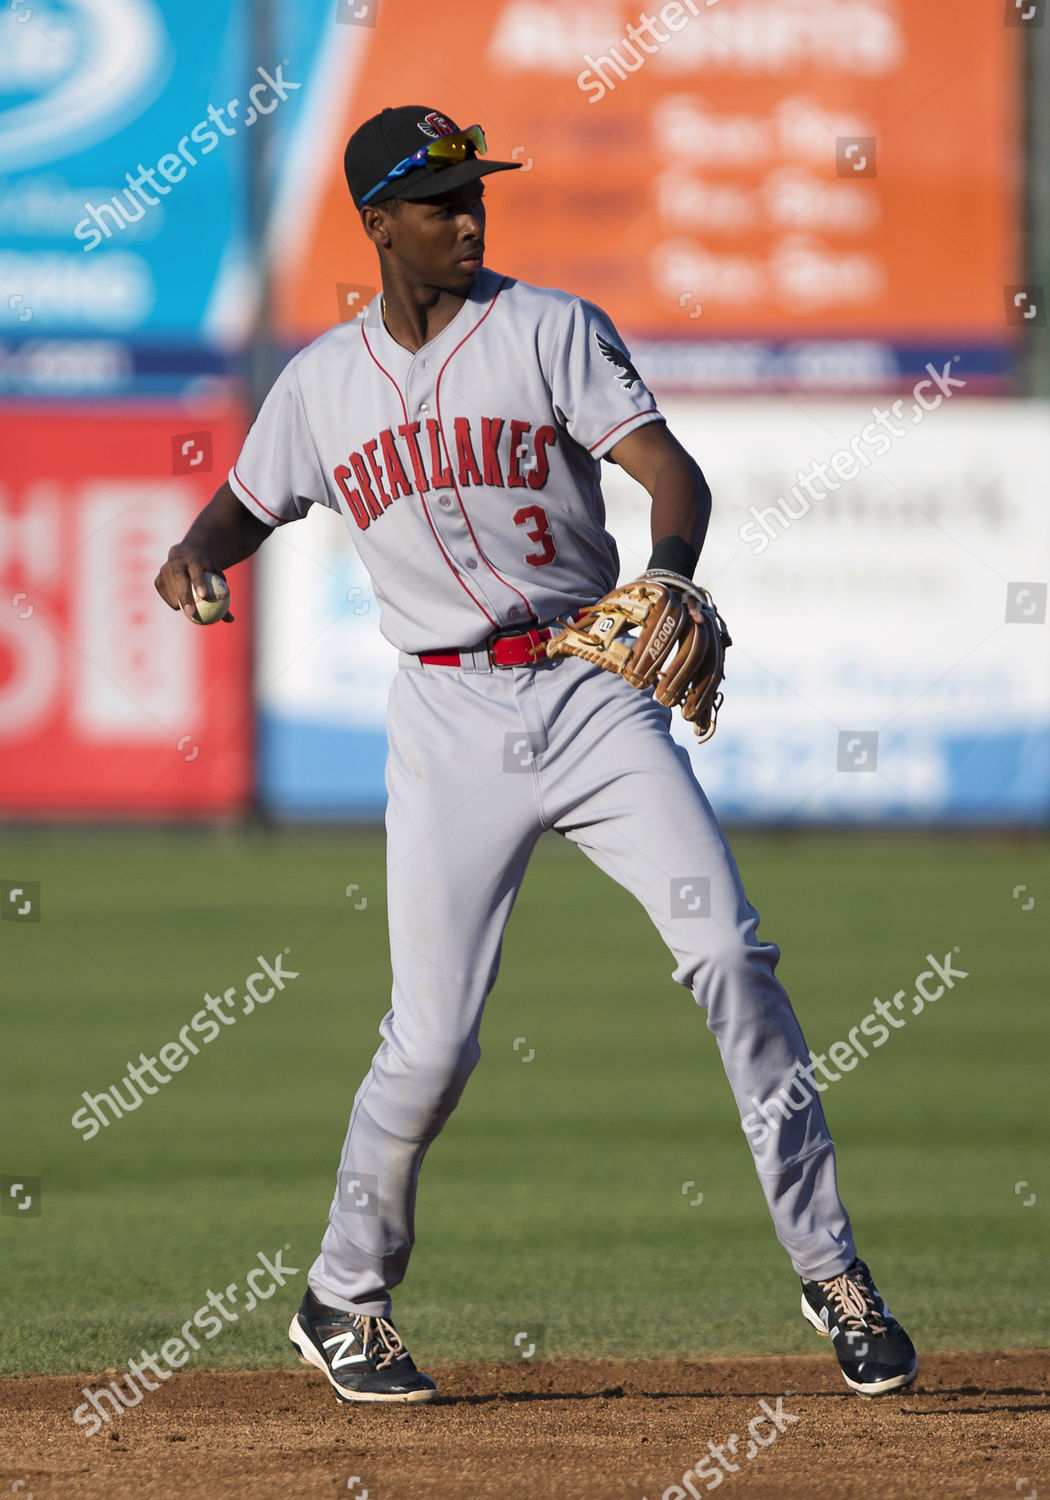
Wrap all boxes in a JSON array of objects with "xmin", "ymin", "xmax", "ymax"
[{"xmin": 2, "ymin": 826, "xmax": 1047, "ymax": 1376}]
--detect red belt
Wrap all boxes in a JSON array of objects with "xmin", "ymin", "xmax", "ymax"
[
  {"xmin": 420, "ymin": 625, "xmax": 555, "ymax": 669},
  {"xmin": 419, "ymin": 615, "xmax": 587, "ymax": 669}
]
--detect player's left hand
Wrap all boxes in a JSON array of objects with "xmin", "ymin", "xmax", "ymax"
[{"xmin": 546, "ymin": 572, "xmax": 731, "ymax": 740}]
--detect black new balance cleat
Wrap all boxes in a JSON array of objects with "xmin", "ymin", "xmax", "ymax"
[
  {"xmin": 289, "ymin": 1289, "xmax": 438, "ymax": 1404},
  {"xmin": 801, "ymin": 1257, "xmax": 918, "ymax": 1397}
]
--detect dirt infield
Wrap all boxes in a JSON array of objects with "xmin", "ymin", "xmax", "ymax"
[{"xmin": 3, "ymin": 1351, "xmax": 1048, "ymax": 1499}]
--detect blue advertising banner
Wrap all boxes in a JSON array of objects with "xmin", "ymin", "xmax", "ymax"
[{"xmin": 0, "ymin": 0, "xmax": 330, "ymax": 394}]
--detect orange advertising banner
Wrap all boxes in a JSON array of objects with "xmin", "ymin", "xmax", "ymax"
[{"xmin": 274, "ymin": 0, "xmax": 1018, "ymax": 355}]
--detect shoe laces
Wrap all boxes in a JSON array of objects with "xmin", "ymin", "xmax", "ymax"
[
  {"xmin": 357, "ymin": 1315, "xmax": 408, "ymax": 1371},
  {"xmin": 821, "ymin": 1262, "xmax": 888, "ymax": 1336}
]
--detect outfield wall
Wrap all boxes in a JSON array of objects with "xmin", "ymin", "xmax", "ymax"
[
  {"xmin": 1, "ymin": 395, "xmax": 1044, "ymax": 824},
  {"xmin": 0, "ymin": 0, "xmax": 1043, "ymax": 825}
]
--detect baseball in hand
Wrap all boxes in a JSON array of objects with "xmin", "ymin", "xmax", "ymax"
[{"xmin": 190, "ymin": 572, "xmax": 230, "ymax": 625}]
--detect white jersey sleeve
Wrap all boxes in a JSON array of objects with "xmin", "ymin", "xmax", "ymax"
[
  {"xmin": 546, "ymin": 296, "xmax": 663, "ymax": 460},
  {"xmin": 228, "ymin": 352, "xmax": 330, "ymax": 527}
]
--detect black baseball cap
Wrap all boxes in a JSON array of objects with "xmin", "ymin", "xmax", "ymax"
[{"xmin": 344, "ymin": 105, "xmax": 521, "ymax": 209}]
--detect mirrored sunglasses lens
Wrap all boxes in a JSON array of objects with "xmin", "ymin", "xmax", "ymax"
[{"xmin": 425, "ymin": 127, "xmax": 487, "ymax": 169}]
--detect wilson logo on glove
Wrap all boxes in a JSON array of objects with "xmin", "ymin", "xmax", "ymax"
[{"xmin": 547, "ymin": 573, "xmax": 731, "ymax": 741}]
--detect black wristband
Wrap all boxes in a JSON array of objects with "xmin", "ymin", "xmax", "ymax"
[{"xmin": 647, "ymin": 536, "xmax": 698, "ymax": 579}]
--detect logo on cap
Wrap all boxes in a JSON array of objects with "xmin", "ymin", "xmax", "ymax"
[{"xmin": 418, "ymin": 111, "xmax": 457, "ymax": 138}]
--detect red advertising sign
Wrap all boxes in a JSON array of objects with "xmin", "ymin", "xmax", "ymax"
[{"xmin": 0, "ymin": 404, "xmax": 252, "ymax": 815}]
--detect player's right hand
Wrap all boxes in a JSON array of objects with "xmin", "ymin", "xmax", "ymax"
[{"xmin": 154, "ymin": 546, "xmax": 236, "ymax": 623}]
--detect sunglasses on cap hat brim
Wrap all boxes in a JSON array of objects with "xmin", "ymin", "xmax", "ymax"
[{"xmin": 360, "ymin": 125, "xmax": 488, "ymax": 207}]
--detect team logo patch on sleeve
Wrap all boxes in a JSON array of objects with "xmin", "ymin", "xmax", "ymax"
[{"xmin": 596, "ymin": 332, "xmax": 640, "ymax": 390}]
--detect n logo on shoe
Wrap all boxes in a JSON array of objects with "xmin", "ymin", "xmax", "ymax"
[{"xmin": 322, "ymin": 1332, "xmax": 367, "ymax": 1369}]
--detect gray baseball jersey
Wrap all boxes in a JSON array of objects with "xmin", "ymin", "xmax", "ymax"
[
  {"xmin": 230, "ymin": 268, "xmax": 857, "ymax": 1320},
  {"xmin": 229, "ymin": 268, "xmax": 663, "ymax": 652}
]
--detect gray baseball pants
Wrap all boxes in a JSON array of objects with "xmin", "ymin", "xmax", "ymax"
[{"xmin": 308, "ymin": 652, "xmax": 856, "ymax": 1315}]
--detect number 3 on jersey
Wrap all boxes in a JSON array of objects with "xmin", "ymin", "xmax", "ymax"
[{"xmin": 513, "ymin": 504, "xmax": 557, "ymax": 567}]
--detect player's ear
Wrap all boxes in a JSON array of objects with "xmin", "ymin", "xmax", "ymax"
[{"xmin": 360, "ymin": 205, "xmax": 395, "ymax": 248}]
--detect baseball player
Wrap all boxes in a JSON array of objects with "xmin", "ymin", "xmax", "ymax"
[{"xmin": 154, "ymin": 106, "xmax": 917, "ymax": 1404}]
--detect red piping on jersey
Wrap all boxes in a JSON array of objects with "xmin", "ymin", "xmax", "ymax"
[
  {"xmin": 588, "ymin": 408, "xmax": 663, "ymax": 455},
  {"xmin": 361, "ymin": 324, "xmax": 496, "ymax": 627},
  {"xmin": 361, "ymin": 326, "xmax": 408, "ymax": 420},
  {"xmin": 232, "ymin": 466, "xmax": 284, "ymax": 524},
  {"xmin": 433, "ymin": 278, "xmax": 534, "ymax": 621}
]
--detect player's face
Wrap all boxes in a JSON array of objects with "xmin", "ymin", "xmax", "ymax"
[{"xmin": 382, "ymin": 183, "xmax": 486, "ymax": 293}]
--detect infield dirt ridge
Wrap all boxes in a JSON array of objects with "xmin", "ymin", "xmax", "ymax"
[{"xmin": 3, "ymin": 1349, "xmax": 1048, "ymax": 1498}]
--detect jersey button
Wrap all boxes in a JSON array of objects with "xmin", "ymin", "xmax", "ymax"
[
  {"xmin": 419, "ymin": 402, "xmax": 430, "ymax": 414},
  {"xmin": 465, "ymin": 558, "xmax": 478, "ymax": 570},
  {"xmin": 438, "ymin": 496, "xmax": 452, "ymax": 509},
  {"xmin": 507, "ymin": 605, "xmax": 522, "ymax": 619}
]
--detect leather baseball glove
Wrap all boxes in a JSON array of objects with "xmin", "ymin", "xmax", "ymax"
[{"xmin": 546, "ymin": 571, "xmax": 731, "ymax": 740}]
